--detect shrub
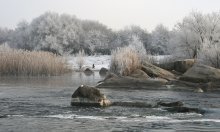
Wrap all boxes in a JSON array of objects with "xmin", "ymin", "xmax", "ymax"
[
  {"xmin": 199, "ymin": 46, "xmax": 220, "ymax": 68},
  {"xmin": 76, "ymin": 49, "xmax": 86, "ymax": 69},
  {"xmin": 110, "ymin": 47, "xmax": 141, "ymax": 76},
  {"xmin": 0, "ymin": 45, "xmax": 70, "ymax": 76}
]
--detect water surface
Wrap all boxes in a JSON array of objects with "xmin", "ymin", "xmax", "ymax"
[{"xmin": 0, "ymin": 72, "xmax": 220, "ymax": 132}]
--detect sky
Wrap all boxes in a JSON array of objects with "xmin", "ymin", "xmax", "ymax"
[{"xmin": 0, "ymin": 0, "xmax": 219, "ymax": 31}]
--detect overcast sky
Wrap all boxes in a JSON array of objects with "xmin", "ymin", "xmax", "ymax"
[{"xmin": 0, "ymin": 0, "xmax": 219, "ymax": 31}]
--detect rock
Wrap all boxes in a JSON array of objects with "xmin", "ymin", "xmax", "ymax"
[
  {"xmin": 141, "ymin": 62, "xmax": 176, "ymax": 80},
  {"xmin": 0, "ymin": 114, "xmax": 7, "ymax": 118},
  {"xmin": 165, "ymin": 106, "xmax": 205, "ymax": 114},
  {"xmin": 174, "ymin": 59, "xmax": 195, "ymax": 73},
  {"xmin": 71, "ymin": 85, "xmax": 111, "ymax": 107},
  {"xmin": 129, "ymin": 69, "xmax": 149, "ymax": 79},
  {"xmin": 112, "ymin": 101, "xmax": 153, "ymax": 108},
  {"xmin": 194, "ymin": 88, "xmax": 204, "ymax": 93},
  {"xmin": 156, "ymin": 62, "xmax": 175, "ymax": 71},
  {"xmin": 97, "ymin": 75, "xmax": 168, "ymax": 89},
  {"xmin": 99, "ymin": 67, "xmax": 108, "ymax": 75},
  {"xmin": 84, "ymin": 68, "xmax": 94, "ymax": 76},
  {"xmin": 179, "ymin": 64, "xmax": 220, "ymax": 83},
  {"xmin": 101, "ymin": 73, "xmax": 119, "ymax": 82},
  {"xmin": 157, "ymin": 101, "xmax": 184, "ymax": 107}
]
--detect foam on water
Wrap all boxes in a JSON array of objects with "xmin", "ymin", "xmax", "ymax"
[
  {"xmin": 46, "ymin": 113, "xmax": 220, "ymax": 124},
  {"xmin": 7, "ymin": 115, "xmax": 24, "ymax": 117},
  {"xmin": 45, "ymin": 114, "xmax": 127, "ymax": 121},
  {"xmin": 168, "ymin": 112, "xmax": 203, "ymax": 119}
]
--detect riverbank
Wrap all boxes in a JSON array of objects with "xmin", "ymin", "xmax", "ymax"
[{"xmin": 67, "ymin": 55, "xmax": 110, "ymax": 71}]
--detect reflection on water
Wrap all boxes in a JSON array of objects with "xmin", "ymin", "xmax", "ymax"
[
  {"xmin": 0, "ymin": 72, "xmax": 220, "ymax": 132},
  {"xmin": 0, "ymin": 72, "xmax": 104, "ymax": 88}
]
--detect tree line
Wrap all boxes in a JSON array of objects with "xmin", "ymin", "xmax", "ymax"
[
  {"xmin": 0, "ymin": 11, "xmax": 220, "ymax": 68},
  {"xmin": 0, "ymin": 12, "xmax": 170, "ymax": 55}
]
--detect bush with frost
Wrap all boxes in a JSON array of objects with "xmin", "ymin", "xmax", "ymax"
[
  {"xmin": 198, "ymin": 45, "xmax": 220, "ymax": 68},
  {"xmin": 76, "ymin": 49, "xmax": 85, "ymax": 69},
  {"xmin": 110, "ymin": 46, "xmax": 141, "ymax": 76}
]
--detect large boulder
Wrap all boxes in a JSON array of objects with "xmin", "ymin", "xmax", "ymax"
[
  {"xmin": 141, "ymin": 62, "xmax": 176, "ymax": 80},
  {"xmin": 97, "ymin": 75, "xmax": 168, "ymax": 89},
  {"xmin": 129, "ymin": 69, "xmax": 149, "ymax": 79},
  {"xmin": 71, "ymin": 85, "xmax": 111, "ymax": 107},
  {"xmin": 179, "ymin": 64, "xmax": 220, "ymax": 83},
  {"xmin": 156, "ymin": 62, "xmax": 174, "ymax": 71},
  {"xmin": 174, "ymin": 59, "xmax": 195, "ymax": 73}
]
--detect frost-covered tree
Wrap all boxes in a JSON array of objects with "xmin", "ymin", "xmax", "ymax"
[
  {"xmin": 58, "ymin": 14, "xmax": 83, "ymax": 53},
  {"xmin": 151, "ymin": 24, "xmax": 170, "ymax": 55},
  {"xmin": 0, "ymin": 27, "xmax": 11, "ymax": 44},
  {"xmin": 28, "ymin": 12, "xmax": 83, "ymax": 54},
  {"xmin": 171, "ymin": 11, "xmax": 220, "ymax": 68},
  {"xmin": 128, "ymin": 35, "xmax": 146, "ymax": 62},
  {"xmin": 82, "ymin": 20, "xmax": 113, "ymax": 55},
  {"xmin": 29, "ymin": 12, "xmax": 62, "ymax": 53},
  {"xmin": 9, "ymin": 21, "xmax": 32, "ymax": 50},
  {"xmin": 116, "ymin": 25, "xmax": 151, "ymax": 49}
]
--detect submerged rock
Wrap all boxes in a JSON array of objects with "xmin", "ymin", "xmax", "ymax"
[
  {"xmin": 157, "ymin": 101, "xmax": 184, "ymax": 107},
  {"xmin": 112, "ymin": 101, "xmax": 153, "ymax": 108},
  {"xmin": 0, "ymin": 114, "xmax": 7, "ymax": 118},
  {"xmin": 71, "ymin": 85, "xmax": 111, "ymax": 107},
  {"xmin": 165, "ymin": 106, "xmax": 205, "ymax": 114},
  {"xmin": 179, "ymin": 64, "xmax": 220, "ymax": 83}
]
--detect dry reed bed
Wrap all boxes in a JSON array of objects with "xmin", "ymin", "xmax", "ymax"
[{"xmin": 0, "ymin": 47, "xmax": 70, "ymax": 76}]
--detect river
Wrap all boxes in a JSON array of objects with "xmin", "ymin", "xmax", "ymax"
[{"xmin": 0, "ymin": 72, "xmax": 220, "ymax": 132}]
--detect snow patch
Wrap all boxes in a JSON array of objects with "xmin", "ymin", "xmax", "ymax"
[{"xmin": 66, "ymin": 55, "xmax": 110, "ymax": 71}]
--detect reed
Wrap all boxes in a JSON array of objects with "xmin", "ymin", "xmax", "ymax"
[
  {"xmin": 0, "ymin": 46, "xmax": 70, "ymax": 76},
  {"xmin": 110, "ymin": 47, "xmax": 141, "ymax": 76}
]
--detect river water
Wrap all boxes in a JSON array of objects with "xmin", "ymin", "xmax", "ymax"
[{"xmin": 0, "ymin": 72, "xmax": 220, "ymax": 132}]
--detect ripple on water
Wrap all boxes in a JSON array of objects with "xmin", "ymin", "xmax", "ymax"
[
  {"xmin": 44, "ymin": 113, "xmax": 220, "ymax": 124},
  {"xmin": 45, "ymin": 114, "xmax": 127, "ymax": 121}
]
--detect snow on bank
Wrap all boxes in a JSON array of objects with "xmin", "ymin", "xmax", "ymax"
[
  {"xmin": 66, "ymin": 55, "xmax": 170, "ymax": 71},
  {"xmin": 66, "ymin": 55, "xmax": 111, "ymax": 71},
  {"xmin": 151, "ymin": 55, "xmax": 172, "ymax": 64}
]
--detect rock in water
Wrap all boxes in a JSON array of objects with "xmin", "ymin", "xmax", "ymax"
[
  {"xmin": 165, "ymin": 106, "xmax": 205, "ymax": 114},
  {"xmin": 99, "ymin": 67, "xmax": 108, "ymax": 75},
  {"xmin": 71, "ymin": 85, "xmax": 111, "ymax": 107},
  {"xmin": 194, "ymin": 88, "xmax": 204, "ymax": 93},
  {"xmin": 84, "ymin": 68, "xmax": 94, "ymax": 76},
  {"xmin": 157, "ymin": 101, "xmax": 184, "ymax": 107},
  {"xmin": 179, "ymin": 64, "xmax": 220, "ymax": 83}
]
